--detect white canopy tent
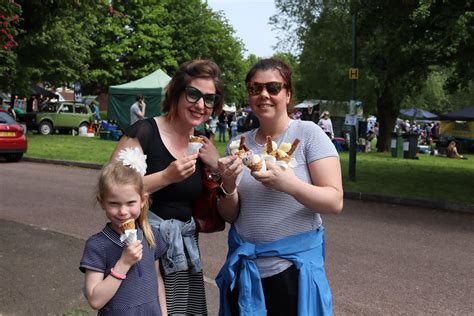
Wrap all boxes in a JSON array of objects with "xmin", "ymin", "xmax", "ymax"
[{"xmin": 223, "ymin": 104, "xmax": 236, "ymax": 112}]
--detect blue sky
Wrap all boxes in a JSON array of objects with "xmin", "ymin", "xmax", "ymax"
[{"xmin": 207, "ymin": 0, "xmax": 278, "ymax": 58}]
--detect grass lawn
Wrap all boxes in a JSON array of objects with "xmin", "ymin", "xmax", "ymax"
[{"xmin": 25, "ymin": 134, "xmax": 474, "ymax": 206}]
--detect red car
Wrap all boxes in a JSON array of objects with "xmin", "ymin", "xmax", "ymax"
[{"xmin": 0, "ymin": 110, "xmax": 28, "ymax": 162}]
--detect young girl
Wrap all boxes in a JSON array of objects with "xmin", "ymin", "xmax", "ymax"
[{"xmin": 79, "ymin": 148, "xmax": 168, "ymax": 315}]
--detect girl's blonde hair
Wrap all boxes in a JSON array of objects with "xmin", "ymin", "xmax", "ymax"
[{"xmin": 97, "ymin": 162, "xmax": 155, "ymax": 247}]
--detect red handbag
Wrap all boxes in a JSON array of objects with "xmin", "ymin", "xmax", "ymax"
[{"xmin": 192, "ymin": 167, "xmax": 226, "ymax": 233}]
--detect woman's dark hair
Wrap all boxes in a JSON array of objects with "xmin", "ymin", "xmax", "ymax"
[
  {"xmin": 162, "ymin": 59, "xmax": 224, "ymax": 119},
  {"xmin": 245, "ymin": 58, "xmax": 293, "ymax": 110},
  {"xmin": 136, "ymin": 95, "xmax": 143, "ymax": 102}
]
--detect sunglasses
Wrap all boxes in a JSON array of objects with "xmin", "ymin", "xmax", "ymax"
[
  {"xmin": 184, "ymin": 86, "xmax": 221, "ymax": 109},
  {"xmin": 247, "ymin": 81, "xmax": 287, "ymax": 96}
]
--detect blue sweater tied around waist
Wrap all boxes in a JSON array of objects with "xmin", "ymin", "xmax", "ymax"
[
  {"xmin": 215, "ymin": 225, "xmax": 332, "ymax": 316},
  {"xmin": 148, "ymin": 212, "xmax": 202, "ymax": 275}
]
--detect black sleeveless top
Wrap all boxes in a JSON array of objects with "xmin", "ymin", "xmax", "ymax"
[{"xmin": 125, "ymin": 118, "xmax": 203, "ymax": 221}]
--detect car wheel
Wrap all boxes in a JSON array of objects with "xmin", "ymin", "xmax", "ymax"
[
  {"xmin": 39, "ymin": 121, "xmax": 53, "ymax": 135},
  {"xmin": 5, "ymin": 153, "xmax": 23, "ymax": 162}
]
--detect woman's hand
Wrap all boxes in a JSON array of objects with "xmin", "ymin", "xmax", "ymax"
[
  {"xmin": 198, "ymin": 136, "xmax": 220, "ymax": 170},
  {"xmin": 163, "ymin": 153, "xmax": 198, "ymax": 184},
  {"xmin": 217, "ymin": 155, "xmax": 243, "ymax": 192},
  {"xmin": 251, "ymin": 160, "xmax": 298, "ymax": 193}
]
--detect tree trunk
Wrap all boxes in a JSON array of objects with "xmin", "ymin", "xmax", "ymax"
[{"xmin": 376, "ymin": 89, "xmax": 398, "ymax": 152}]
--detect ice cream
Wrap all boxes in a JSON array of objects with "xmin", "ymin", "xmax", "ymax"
[
  {"xmin": 244, "ymin": 153, "xmax": 263, "ymax": 172},
  {"xmin": 276, "ymin": 139, "xmax": 300, "ymax": 163},
  {"xmin": 189, "ymin": 135, "xmax": 204, "ymax": 144},
  {"xmin": 230, "ymin": 135, "xmax": 250, "ymax": 157},
  {"xmin": 188, "ymin": 135, "xmax": 205, "ymax": 154},
  {"xmin": 119, "ymin": 219, "xmax": 135, "ymax": 233},
  {"xmin": 263, "ymin": 136, "xmax": 278, "ymax": 156},
  {"xmin": 119, "ymin": 219, "xmax": 137, "ymax": 245}
]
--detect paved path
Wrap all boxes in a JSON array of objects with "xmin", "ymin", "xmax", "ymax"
[{"xmin": 1, "ymin": 161, "xmax": 473, "ymax": 315}]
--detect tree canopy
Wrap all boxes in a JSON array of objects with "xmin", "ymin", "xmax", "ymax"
[
  {"xmin": 273, "ymin": 0, "xmax": 473, "ymax": 151},
  {"xmin": 1, "ymin": 0, "xmax": 249, "ymax": 106}
]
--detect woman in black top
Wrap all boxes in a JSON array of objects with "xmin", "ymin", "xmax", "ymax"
[{"xmin": 111, "ymin": 59, "xmax": 223, "ymax": 314}]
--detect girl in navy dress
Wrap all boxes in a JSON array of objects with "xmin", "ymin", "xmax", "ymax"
[{"xmin": 80, "ymin": 148, "xmax": 168, "ymax": 315}]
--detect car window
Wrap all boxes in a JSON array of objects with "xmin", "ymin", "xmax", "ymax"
[
  {"xmin": 0, "ymin": 112, "xmax": 16, "ymax": 124},
  {"xmin": 75, "ymin": 104, "xmax": 88, "ymax": 114},
  {"xmin": 40, "ymin": 103, "xmax": 58, "ymax": 113},
  {"xmin": 61, "ymin": 105, "xmax": 71, "ymax": 113}
]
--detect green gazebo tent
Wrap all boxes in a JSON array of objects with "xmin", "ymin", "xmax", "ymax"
[{"xmin": 107, "ymin": 69, "xmax": 171, "ymax": 129}]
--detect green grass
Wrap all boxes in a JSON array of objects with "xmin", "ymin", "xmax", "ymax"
[
  {"xmin": 340, "ymin": 152, "xmax": 474, "ymax": 206},
  {"xmin": 25, "ymin": 134, "xmax": 117, "ymax": 164},
  {"xmin": 25, "ymin": 134, "xmax": 474, "ymax": 206}
]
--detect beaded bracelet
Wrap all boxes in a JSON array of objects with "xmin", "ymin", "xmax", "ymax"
[{"xmin": 110, "ymin": 267, "xmax": 127, "ymax": 280}]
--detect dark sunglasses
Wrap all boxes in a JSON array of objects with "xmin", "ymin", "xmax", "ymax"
[
  {"xmin": 184, "ymin": 86, "xmax": 221, "ymax": 109},
  {"xmin": 247, "ymin": 81, "xmax": 287, "ymax": 96}
]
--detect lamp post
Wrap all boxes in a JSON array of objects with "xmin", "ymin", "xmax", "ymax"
[{"xmin": 349, "ymin": 12, "xmax": 357, "ymax": 181}]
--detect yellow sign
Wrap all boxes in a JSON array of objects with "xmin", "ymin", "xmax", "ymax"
[{"xmin": 349, "ymin": 68, "xmax": 358, "ymax": 80}]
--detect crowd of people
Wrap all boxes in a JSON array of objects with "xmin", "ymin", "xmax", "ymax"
[{"xmin": 80, "ymin": 58, "xmax": 343, "ymax": 315}]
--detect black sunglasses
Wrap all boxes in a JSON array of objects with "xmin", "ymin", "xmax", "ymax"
[
  {"xmin": 184, "ymin": 86, "xmax": 221, "ymax": 109},
  {"xmin": 247, "ymin": 81, "xmax": 287, "ymax": 96}
]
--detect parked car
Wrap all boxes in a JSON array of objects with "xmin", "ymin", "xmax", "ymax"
[
  {"xmin": 0, "ymin": 110, "xmax": 27, "ymax": 162},
  {"xmin": 18, "ymin": 101, "xmax": 93, "ymax": 135}
]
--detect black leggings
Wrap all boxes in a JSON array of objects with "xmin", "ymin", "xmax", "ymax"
[{"xmin": 229, "ymin": 264, "xmax": 299, "ymax": 316}]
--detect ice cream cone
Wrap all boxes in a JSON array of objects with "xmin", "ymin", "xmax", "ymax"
[
  {"xmin": 119, "ymin": 219, "xmax": 135, "ymax": 233},
  {"xmin": 189, "ymin": 135, "xmax": 204, "ymax": 143},
  {"xmin": 248, "ymin": 159, "xmax": 263, "ymax": 172}
]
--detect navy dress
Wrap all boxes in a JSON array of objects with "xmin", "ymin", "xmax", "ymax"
[{"xmin": 80, "ymin": 224, "xmax": 167, "ymax": 315}]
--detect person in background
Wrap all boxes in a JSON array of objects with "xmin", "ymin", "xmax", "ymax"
[
  {"xmin": 318, "ymin": 110, "xmax": 334, "ymax": 139},
  {"xmin": 226, "ymin": 111, "xmax": 235, "ymax": 140},
  {"xmin": 218, "ymin": 111, "xmax": 227, "ymax": 142},
  {"xmin": 244, "ymin": 110, "xmax": 260, "ymax": 130},
  {"xmin": 236, "ymin": 110, "xmax": 246, "ymax": 133},
  {"xmin": 111, "ymin": 59, "xmax": 223, "ymax": 315},
  {"xmin": 365, "ymin": 130, "xmax": 376, "ymax": 152},
  {"xmin": 301, "ymin": 105, "xmax": 318, "ymax": 123},
  {"xmin": 7, "ymin": 103, "xmax": 16, "ymax": 120},
  {"xmin": 130, "ymin": 95, "xmax": 146, "ymax": 125},
  {"xmin": 79, "ymin": 158, "xmax": 168, "ymax": 315},
  {"xmin": 446, "ymin": 140, "xmax": 467, "ymax": 159},
  {"xmin": 230, "ymin": 115, "xmax": 238, "ymax": 138},
  {"xmin": 216, "ymin": 58, "xmax": 343, "ymax": 315},
  {"xmin": 31, "ymin": 96, "xmax": 38, "ymax": 112},
  {"xmin": 205, "ymin": 114, "xmax": 218, "ymax": 142}
]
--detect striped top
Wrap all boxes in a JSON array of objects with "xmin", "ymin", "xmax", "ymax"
[{"xmin": 226, "ymin": 119, "xmax": 338, "ymax": 277}]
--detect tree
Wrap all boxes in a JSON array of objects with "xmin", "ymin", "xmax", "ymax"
[
  {"xmin": 5, "ymin": 1, "xmax": 98, "ymax": 95},
  {"xmin": 0, "ymin": 0, "xmax": 21, "ymax": 93},
  {"xmin": 273, "ymin": 0, "xmax": 473, "ymax": 151},
  {"xmin": 83, "ymin": 0, "xmax": 176, "ymax": 94},
  {"xmin": 83, "ymin": 0, "xmax": 248, "ymax": 104},
  {"xmin": 164, "ymin": 0, "xmax": 247, "ymax": 106}
]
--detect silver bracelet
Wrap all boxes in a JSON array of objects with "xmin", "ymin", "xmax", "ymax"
[{"xmin": 220, "ymin": 182, "xmax": 237, "ymax": 197}]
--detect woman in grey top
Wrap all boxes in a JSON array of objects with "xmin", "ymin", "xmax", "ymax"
[{"xmin": 217, "ymin": 58, "xmax": 343, "ymax": 315}]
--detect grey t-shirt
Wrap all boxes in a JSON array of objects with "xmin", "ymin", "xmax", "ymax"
[
  {"xmin": 130, "ymin": 102, "xmax": 142, "ymax": 125},
  {"xmin": 226, "ymin": 119, "xmax": 339, "ymax": 277}
]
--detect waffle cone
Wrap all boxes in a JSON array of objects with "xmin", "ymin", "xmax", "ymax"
[
  {"xmin": 248, "ymin": 160, "xmax": 263, "ymax": 172},
  {"xmin": 189, "ymin": 135, "xmax": 204, "ymax": 143},
  {"xmin": 119, "ymin": 219, "xmax": 135, "ymax": 233},
  {"xmin": 277, "ymin": 155, "xmax": 292, "ymax": 163}
]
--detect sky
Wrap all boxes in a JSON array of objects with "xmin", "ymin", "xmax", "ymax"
[{"xmin": 207, "ymin": 0, "xmax": 279, "ymax": 58}]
